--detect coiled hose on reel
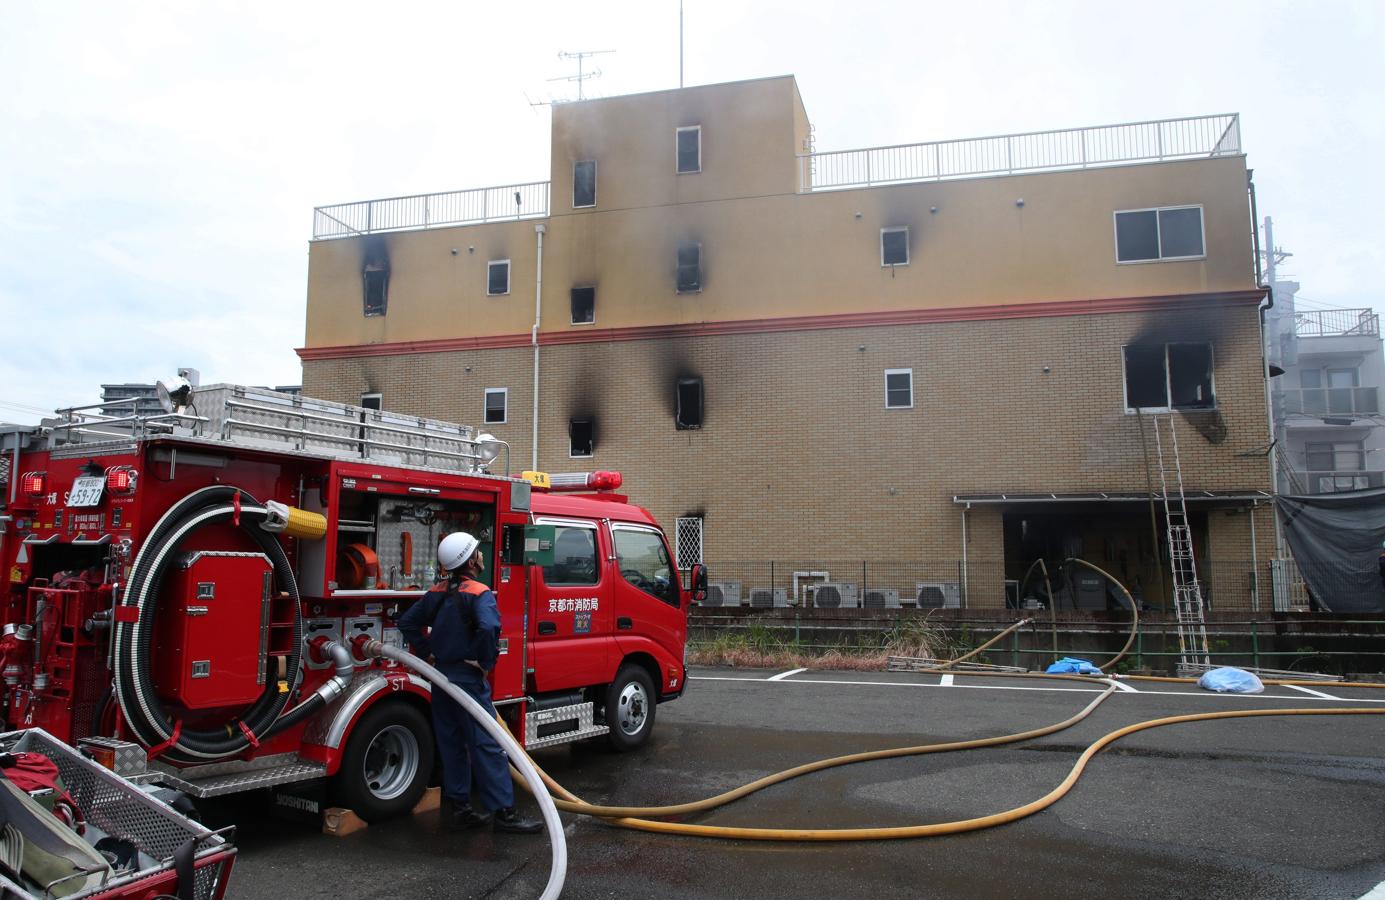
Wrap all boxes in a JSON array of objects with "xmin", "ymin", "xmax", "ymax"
[{"xmin": 113, "ymin": 485, "xmax": 306, "ymax": 765}]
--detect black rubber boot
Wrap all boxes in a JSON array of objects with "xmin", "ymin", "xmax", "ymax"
[
  {"xmin": 492, "ymin": 806, "xmax": 543, "ymax": 834},
  {"xmin": 445, "ymin": 803, "xmax": 491, "ymax": 831}
]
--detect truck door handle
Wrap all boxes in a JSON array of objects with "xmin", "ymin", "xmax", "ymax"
[
  {"xmin": 617, "ymin": 617, "xmax": 633, "ymax": 630},
  {"xmin": 538, "ymin": 621, "xmax": 557, "ymax": 635}
]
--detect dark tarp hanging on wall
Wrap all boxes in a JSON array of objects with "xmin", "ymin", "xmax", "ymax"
[{"xmin": 1276, "ymin": 488, "xmax": 1385, "ymax": 613}]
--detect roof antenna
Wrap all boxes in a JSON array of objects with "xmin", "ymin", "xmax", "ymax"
[{"xmin": 551, "ymin": 50, "xmax": 615, "ymax": 101}]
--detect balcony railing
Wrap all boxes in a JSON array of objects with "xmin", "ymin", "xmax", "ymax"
[
  {"xmin": 1277, "ymin": 387, "xmax": 1380, "ymax": 418},
  {"xmin": 1303, "ymin": 470, "xmax": 1385, "ymax": 495},
  {"xmin": 1292, "ymin": 308, "xmax": 1380, "ymax": 338},
  {"xmin": 798, "ymin": 113, "xmax": 1241, "ymax": 192},
  {"xmin": 313, "ymin": 181, "xmax": 551, "ymax": 240}
]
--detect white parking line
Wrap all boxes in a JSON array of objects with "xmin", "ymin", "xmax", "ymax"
[
  {"xmin": 768, "ymin": 667, "xmax": 808, "ymax": 682},
  {"xmin": 689, "ymin": 673, "xmax": 1385, "ymax": 703},
  {"xmin": 1284, "ymin": 683, "xmax": 1340, "ymax": 701},
  {"xmin": 938, "ymin": 674, "xmax": 954, "ymax": 687},
  {"xmin": 1357, "ymin": 879, "xmax": 1385, "ymax": 900}
]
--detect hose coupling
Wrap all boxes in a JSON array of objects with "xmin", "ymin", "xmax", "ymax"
[
  {"xmin": 358, "ymin": 638, "xmax": 387, "ymax": 660},
  {"xmin": 260, "ymin": 501, "xmax": 328, "ymax": 541}
]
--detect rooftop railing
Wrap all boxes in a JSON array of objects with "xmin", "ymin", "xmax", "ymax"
[
  {"xmin": 798, "ymin": 113, "xmax": 1241, "ymax": 192},
  {"xmin": 1292, "ymin": 308, "xmax": 1380, "ymax": 338},
  {"xmin": 313, "ymin": 181, "xmax": 550, "ymax": 240}
]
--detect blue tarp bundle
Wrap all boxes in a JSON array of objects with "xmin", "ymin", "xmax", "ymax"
[
  {"xmin": 1197, "ymin": 667, "xmax": 1265, "ymax": 694},
  {"xmin": 1045, "ymin": 657, "xmax": 1103, "ymax": 675}
]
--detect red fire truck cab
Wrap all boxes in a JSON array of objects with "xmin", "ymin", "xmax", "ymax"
[{"xmin": 0, "ymin": 383, "xmax": 701, "ymax": 820}]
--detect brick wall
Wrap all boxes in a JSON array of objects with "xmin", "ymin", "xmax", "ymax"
[{"xmin": 303, "ymin": 300, "xmax": 1272, "ymax": 609}]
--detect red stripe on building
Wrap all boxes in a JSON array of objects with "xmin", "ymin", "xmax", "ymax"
[{"xmin": 296, "ymin": 289, "xmax": 1267, "ymax": 360}]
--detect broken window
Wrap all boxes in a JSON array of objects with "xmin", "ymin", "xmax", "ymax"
[
  {"xmin": 362, "ymin": 263, "xmax": 389, "ymax": 316},
  {"xmin": 573, "ymin": 160, "xmax": 596, "ymax": 208},
  {"xmin": 570, "ymin": 286, "xmax": 596, "ymax": 325},
  {"xmin": 676, "ymin": 378, "xmax": 703, "ymax": 429},
  {"xmin": 487, "ymin": 260, "xmax": 510, "ymax": 296},
  {"xmin": 676, "ymin": 126, "xmax": 701, "ymax": 174},
  {"xmin": 881, "ymin": 227, "xmax": 909, "ymax": 266},
  {"xmin": 676, "ymin": 243, "xmax": 702, "ymax": 293},
  {"xmin": 1115, "ymin": 206, "xmax": 1205, "ymax": 262},
  {"xmin": 484, "ymin": 388, "xmax": 507, "ymax": 424},
  {"xmin": 569, "ymin": 418, "xmax": 594, "ymax": 457},
  {"xmin": 1123, "ymin": 342, "xmax": 1215, "ymax": 410},
  {"xmin": 884, "ymin": 369, "xmax": 913, "ymax": 409}
]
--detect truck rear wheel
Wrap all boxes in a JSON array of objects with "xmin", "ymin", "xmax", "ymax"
[
  {"xmin": 605, "ymin": 665, "xmax": 656, "ymax": 750},
  {"xmin": 332, "ymin": 701, "xmax": 434, "ymax": 822}
]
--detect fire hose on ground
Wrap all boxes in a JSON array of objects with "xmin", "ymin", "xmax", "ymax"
[{"xmin": 361, "ymin": 641, "xmax": 567, "ymax": 900}]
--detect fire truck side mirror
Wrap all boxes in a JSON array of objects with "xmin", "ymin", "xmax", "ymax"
[{"xmin": 688, "ymin": 564, "xmax": 708, "ymax": 604}]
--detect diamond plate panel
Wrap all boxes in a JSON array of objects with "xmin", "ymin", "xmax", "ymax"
[
  {"xmin": 78, "ymin": 736, "xmax": 147, "ymax": 777},
  {"xmin": 523, "ymin": 702, "xmax": 609, "ymax": 749}
]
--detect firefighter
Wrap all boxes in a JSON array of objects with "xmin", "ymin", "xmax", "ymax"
[{"xmin": 398, "ymin": 532, "xmax": 543, "ymax": 834}]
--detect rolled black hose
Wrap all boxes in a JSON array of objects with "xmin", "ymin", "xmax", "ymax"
[{"xmin": 114, "ymin": 486, "xmax": 304, "ymax": 764}]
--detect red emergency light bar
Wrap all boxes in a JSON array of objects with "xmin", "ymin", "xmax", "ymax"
[
  {"xmin": 20, "ymin": 472, "xmax": 46, "ymax": 497},
  {"xmin": 546, "ymin": 471, "xmax": 623, "ymax": 492},
  {"xmin": 105, "ymin": 465, "xmax": 138, "ymax": 495}
]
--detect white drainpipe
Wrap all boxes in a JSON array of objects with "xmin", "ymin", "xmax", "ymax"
[{"xmin": 532, "ymin": 223, "xmax": 546, "ymax": 471}]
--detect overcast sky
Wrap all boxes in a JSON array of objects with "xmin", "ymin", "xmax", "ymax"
[{"xmin": 1, "ymin": 0, "xmax": 1380, "ymax": 423}]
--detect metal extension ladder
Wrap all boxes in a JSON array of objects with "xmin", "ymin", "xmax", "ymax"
[{"xmin": 1151, "ymin": 415, "xmax": 1212, "ymax": 674}]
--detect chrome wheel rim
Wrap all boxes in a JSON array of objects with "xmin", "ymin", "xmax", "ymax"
[
  {"xmin": 363, "ymin": 724, "xmax": 420, "ymax": 800},
  {"xmin": 616, "ymin": 680, "xmax": 649, "ymax": 736}
]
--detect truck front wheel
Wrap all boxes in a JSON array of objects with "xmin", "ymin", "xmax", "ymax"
[
  {"xmin": 605, "ymin": 665, "xmax": 656, "ymax": 750},
  {"xmin": 331, "ymin": 701, "xmax": 434, "ymax": 821}
]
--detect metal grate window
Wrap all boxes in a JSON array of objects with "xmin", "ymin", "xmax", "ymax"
[{"xmin": 674, "ymin": 517, "xmax": 703, "ymax": 570}]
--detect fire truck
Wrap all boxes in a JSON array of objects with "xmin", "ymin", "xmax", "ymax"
[{"xmin": 0, "ymin": 381, "xmax": 702, "ymax": 821}]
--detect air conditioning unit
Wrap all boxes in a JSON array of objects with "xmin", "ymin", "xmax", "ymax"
[
  {"xmin": 748, "ymin": 588, "xmax": 789, "ymax": 608},
  {"xmin": 862, "ymin": 588, "xmax": 900, "ymax": 609},
  {"xmin": 703, "ymin": 581, "xmax": 742, "ymax": 608},
  {"xmin": 810, "ymin": 582, "xmax": 859, "ymax": 609},
  {"xmin": 914, "ymin": 582, "xmax": 962, "ymax": 609}
]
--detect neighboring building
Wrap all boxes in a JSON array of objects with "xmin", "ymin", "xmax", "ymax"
[
  {"xmin": 1266, "ymin": 280, "xmax": 1385, "ymax": 495},
  {"xmin": 98, "ymin": 372, "xmax": 299, "ymax": 418},
  {"xmin": 299, "ymin": 75, "xmax": 1275, "ymax": 611}
]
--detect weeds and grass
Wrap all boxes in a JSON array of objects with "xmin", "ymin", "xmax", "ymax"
[{"xmin": 688, "ymin": 616, "xmax": 956, "ymax": 671}]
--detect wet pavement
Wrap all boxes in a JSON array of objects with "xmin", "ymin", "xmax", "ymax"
[{"xmin": 208, "ymin": 666, "xmax": 1385, "ymax": 898}]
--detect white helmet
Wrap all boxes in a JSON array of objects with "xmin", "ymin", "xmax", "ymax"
[{"xmin": 438, "ymin": 532, "xmax": 480, "ymax": 572}]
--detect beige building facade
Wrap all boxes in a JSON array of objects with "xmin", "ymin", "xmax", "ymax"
[{"xmin": 301, "ymin": 76, "xmax": 1274, "ymax": 612}]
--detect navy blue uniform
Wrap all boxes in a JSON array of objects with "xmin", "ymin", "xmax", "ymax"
[{"xmin": 397, "ymin": 577, "xmax": 513, "ymax": 812}]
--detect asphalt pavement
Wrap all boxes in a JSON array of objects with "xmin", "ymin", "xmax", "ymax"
[{"xmin": 208, "ymin": 666, "xmax": 1385, "ymax": 899}]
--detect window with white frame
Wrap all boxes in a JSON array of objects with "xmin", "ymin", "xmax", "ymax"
[
  {"xmin": 1123, "ymin": 343, "xmax": 1215, "ymax": 411},
  {"xmin": 487, "ymin": 259, "xmax": 511, "ymax": 296},
  {"xmin": 674, "ymin": 517, "xmax": 704, "ymax": 570},
  {"xmin": 359, "ymin": 393, "xmax": 382, "ymax": 411},
  {"xmin": 884, "ymin": 369, "xmax": 913, "ymax": 409},
  {"xmin": 1114, "ymin": 206, "xmax": 1205, "ymax": 263},
  {"xmin": 573, "ymin": 160, "xmax": 596, "ymax": 208},
  {"xmin": 881, "ymin": 227, "xmax": 909, "ymax": 266},
  {"xmin": 676, "ymin": 126, "xmax": 701, "ymax": 174},
  {"xmin": 484, "ymin": 388, "xmax": 507, "ymax": 424},
  {"xmin": 1306, "ymin": 440, "xmax": 1369, "ymax": 493}
]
